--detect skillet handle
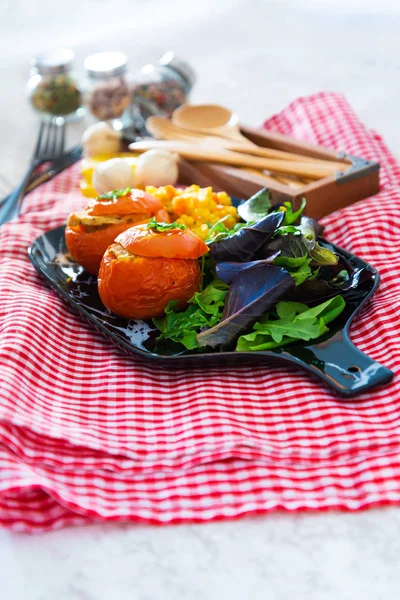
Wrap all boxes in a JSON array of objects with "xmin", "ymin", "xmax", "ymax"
[{"xmin": 290, "ymin": 330, "xmax": 394, "ymax": 399}]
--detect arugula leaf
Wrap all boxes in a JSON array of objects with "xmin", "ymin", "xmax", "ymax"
[
  {"xmin": 274, "ymin": 225, "xmax": 302, "ymax": 236},
  {"xmin": 98, "ymin": 188, "xmax": 131, "ymax": 200},
  {"xmin": 287, "ymin": 259, "xmax": 313, "ymax": 286},
  {"xmin": 145, "ymin": 218, "xmax": 186, "ymax": 232},
  {"xmin": 206, "ymin": 217, "xmax": 230, "ymax": 242},
  {"xmin": 196, "ymin": 264, "xmax": 295, "ymax": 349},
  {"xmin": 152, "ymin": 279, "xmax": 229, "ymax": 350},
  {"xmin": 276, "ymin": 301, "xmax": 308, "ymax": 319},
  {"xmin": 236, "ymin": 296, "xmax": 345, "ymax": 352},
  {"xmin": 295, "ymin": 294, "xmax": 346, "ymax": 325},
  {"xmin": 281, "ymin": 197, "xmax": 307, "ymax": 225},
  {"xmin": 237, "ymin": 188, "xmax": 272, "ymax": 222},
  {"xmin": 273, "ymin": 255, "xmax": 308, "ymax": 269},
  {"xmin": 206, "ymin": 219, "xmax": 249, "ymax": 244},
  {"xmin": 190, "ymin": 279, "xmax": 229, "ymax": 314}
]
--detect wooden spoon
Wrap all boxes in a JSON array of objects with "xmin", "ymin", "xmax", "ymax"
[
  {"xmin": 172, "ymin": 104, "xmax": 251, "ymax": 144},
  {"xmin": 146, "ymin": 117, "xmax": 305, "ymax": 187},
  {"xmin": 147, "ymin": 115, "xmax": 348, "ymax": 172},
  {"xmin": 128, "ymin": 140, "xmax": 337, "ymax": 180}
]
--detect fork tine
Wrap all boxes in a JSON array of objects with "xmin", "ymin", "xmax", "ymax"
[
  {"xmin": 51, "ymin": 122, "xmax": 59, "ymax": 156},
  {"xmin": 33, "ymin": 121, "xmax": 46, "ymax": 160},
  {"xmin": 42, "ymin": 121, "xmax": 53, "ymax": 156},
  {"xmin": 59, "ymin": 121, "xmax": 66, "ymax": 156}
]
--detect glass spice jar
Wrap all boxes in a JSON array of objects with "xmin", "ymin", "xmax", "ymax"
[
  {"xmin": 131, "ymin": 52, "xmax": 196, "ymax": 117},
  {"xmin": 84, "ymin": 51, "xmax": 131, "ymax": 124},
  {"xmin": 27, "ymin": 49, "xmax": 83, "ymax": 120}
]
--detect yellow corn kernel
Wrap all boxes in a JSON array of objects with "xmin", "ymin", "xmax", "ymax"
[
  {"xmin": 194, "ymin": 208, "xmax": 211, "ymax": 221},
  {"xmin": 214, "ymin": 191, "xmax": 232, "ymax": 206},
  {"xmin": 177, "ymin": 215, "xmax": 195, "ymax": 227},
  {"xmin": 145, "ymin": 185, "xmax": 177, "ymax": 212},
  {"xmin": 172, "ymin": 196, "xmax": 195, "ymax": 216},
  {"xmin": 223, "ymin": 216, "xmax": 237, "ymax": 230},
  {"xmin": 191, "ymin": 224, "xmax": 208, "ymax": 239}
]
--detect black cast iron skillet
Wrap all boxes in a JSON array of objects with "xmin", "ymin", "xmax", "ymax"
[{"xmin": 28, "ymin": 225, "xmax": 394, "ymax": 400}]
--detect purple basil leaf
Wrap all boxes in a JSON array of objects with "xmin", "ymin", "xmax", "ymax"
[
  {"xmin": 196, "ymin": 264, "xmax": 295, "ymax": 349},
  {"xmin": 289, "ymin": 267, "xmax": 365, "ymax": 304},
  {"xmin": 209, "ymin": 211, "xmax": 284, "ymax": 263},
  {"xmin": 216, "ymin": 253, "xmax": 280, "ymax": 284},
  {"xmin": 262, "ymin": 231, "xmax": 314, "ymax": 259}
]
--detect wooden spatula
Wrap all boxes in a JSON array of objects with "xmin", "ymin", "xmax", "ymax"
[{"xmin": 129, "ymin": 140, "xmax": 338, "ymax": 180}]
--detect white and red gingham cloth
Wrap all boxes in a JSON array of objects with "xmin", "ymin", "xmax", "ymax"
[{"xmin": 1, "ymin": 92, "xmax": 400, "ymax": 533}]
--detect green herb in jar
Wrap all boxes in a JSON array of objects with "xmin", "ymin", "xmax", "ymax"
[{"xmin": 31, "ymin": 74, "xmax": 81, "ymax": 116}]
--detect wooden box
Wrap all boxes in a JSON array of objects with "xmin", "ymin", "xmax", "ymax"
[{"xmin": 178, "ymin": 124, "xmax": 380, "ymax": 219}]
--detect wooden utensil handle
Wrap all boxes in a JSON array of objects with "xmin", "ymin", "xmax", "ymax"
[
  {"xmin": 129, "ymin": 141, "xmax": 337, "ymax": 179},
  {"xmin": 227, "ymin": 141, "xmax": 348, "ymax": 170}
]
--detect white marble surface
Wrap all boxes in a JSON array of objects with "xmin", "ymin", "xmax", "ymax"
[{"xmin": 1, "ymin": 0, "xmax": 400, "ymax": 598}]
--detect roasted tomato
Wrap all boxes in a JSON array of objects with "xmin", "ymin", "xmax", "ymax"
[
  {"xmin": 97, "ymin": 223, "xmax": 209, "ymax": 319},
  {"xmin": 116, "ymin": 223, "xmax": 209, "ymax": 259},
  {"xmin": 65, "ymin": 189, "xmax": 170, "ymax": 275},
  {"xmin": 85, "ymin": 189, "xmax": 168, "ymax": 220}
]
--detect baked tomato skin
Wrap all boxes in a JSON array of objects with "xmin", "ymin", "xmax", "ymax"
[
  {"xmin": 98, "ymin": 246, "xmax": 201, "ymax": 319},
  {"xmin": 65, "ymin": 190, "xmax": 172, "ymax": 275},
  {"xmin": 65, "ymin": 222, "xmax": 143, "ymax": 276},
  {"xmin": 86, "ymin": 190, "xmax": 167, "ymax": 218},
  {"xmin": 116, "ymin": 224, "xmax": 209, "ymax": 259}
]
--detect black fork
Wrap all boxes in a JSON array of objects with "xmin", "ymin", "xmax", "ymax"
[{"xmin": 0, "ymin": 120, "xmax": 66, "ymax": 226}]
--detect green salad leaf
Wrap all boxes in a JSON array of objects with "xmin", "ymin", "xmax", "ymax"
[
  {"xmin": 98, "ymin": 188, "xmax": 131, "ymax": 200},
  {"xmin": 236, "ymin": 295, "xmax": 345, "ymax": 351},
  {"xmin": 153, "ymin": 279, "xmax": 229, "ymax": 350},
  {"xmin": 281, "ymin": 197, "xmax": 307, "ymax": 225},
  {"xmin": 206, "ymin": 218, "xmax": 248, "ymax": 243},
  {"xmin": 145, "ymin": 218, "xmax": 186, "ymax": 232},
  {"xmin": 237, "ymin": 188, "xmax": 272, "ymax": 222}
]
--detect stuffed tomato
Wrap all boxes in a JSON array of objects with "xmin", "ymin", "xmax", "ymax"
[
  {"xmin": 65, "ymin": 188, "xmax": 170, "ymax": 275},
  {"xmin": 98, "ymin": 222, "xmax": 209, "ymax": 320}
]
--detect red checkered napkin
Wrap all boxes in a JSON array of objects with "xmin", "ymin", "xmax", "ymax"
[{"xmin": 1, "ymin": 92, "xmax": 400, "ymax": 533}]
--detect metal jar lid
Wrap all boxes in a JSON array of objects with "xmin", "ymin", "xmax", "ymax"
[
  {"xmin": 84, "ymin": 51, "xmax": 128, "ymax": 79},
  {"xmin": 159, "ymin": 52, "xmax": 196, "ymax": 88},
  {"xmin": 32, "ymin": 48, "xmax": 75, "ymax": 76}
]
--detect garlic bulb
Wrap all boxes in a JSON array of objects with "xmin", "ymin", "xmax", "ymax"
[
  {"xmin": 93, "ymin": 158, "xmax": 135, "ymax": 195},
  {"xmin": 135, "ymin": 149, "xmax": 179, "ymax": 187},
  {"xmin": 82, "ymin": 122, "xmax": 121, "ymax": 157}
]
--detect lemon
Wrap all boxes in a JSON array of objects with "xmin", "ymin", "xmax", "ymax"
[{"xmin": 80, "ymin": 153, "xmax": 138, "ymax": 196}]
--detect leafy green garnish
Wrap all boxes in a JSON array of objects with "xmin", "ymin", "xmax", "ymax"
[
  {"xmin": 274, "ymin": 255, "xmax": 308, "ymax": 269},
  {"xmin": 288, "ymin": 259, "xmax": 313, "ymax": 286},
  {"xmin": 273, "ymin": 254, "xmax": 314, "ymax": 286},
  {"xmin": 206, "ymin": 216, "xmax": 231, "ymax": 242},
  {"xmin": 206, "ymin": 218, "xmax": 248, "ymax": 243},
  {"xmin": 236, "ymin": 295, "xmax": 345, "ymax": 351},
  {"xmin": 98, "ymin": 188, "xmax": 131, "ymax": 200},
  {"xmin": 152, "ymin": 279, "xmax": 229, "ymax": 350},
  {"xmin": 274, "ymin": 225, "xmax": 302, "ymax": 236},
  {"xmin": 281, "ymin": 197, "xmax": 307, "ymax": 225},
  {"xmin": 238, "ymin": 188, "xmax": 272, "ymax": 222},
  {"xmin": 145, "ymin": 218, "xmax": 186, "ymax": 232}
]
